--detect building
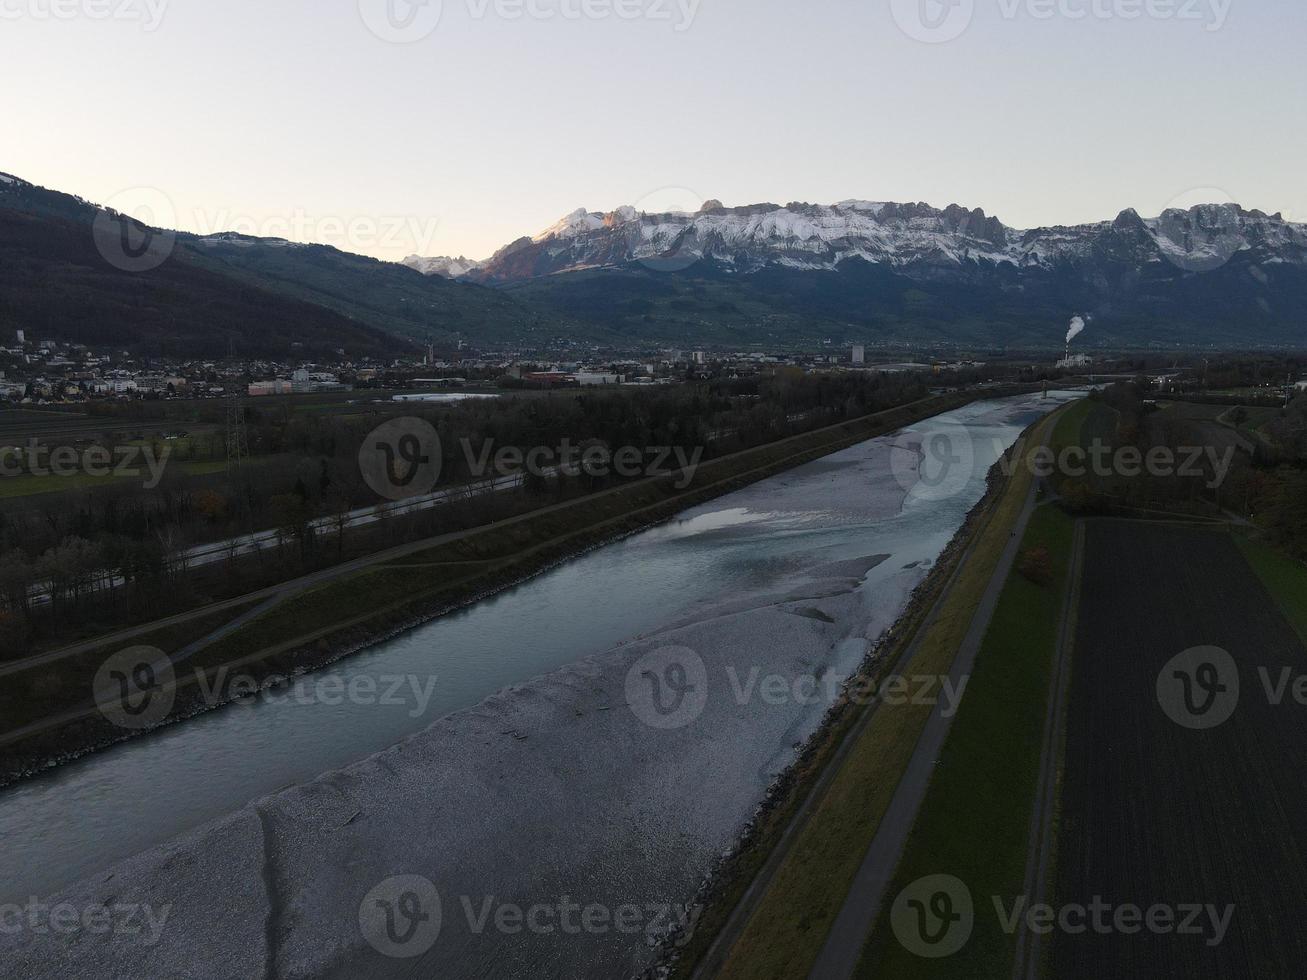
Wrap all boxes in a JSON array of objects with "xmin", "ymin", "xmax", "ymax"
[
  {"xmin": 522, "ymin": 372, "xmax": 575, "ymax": 387},
  {"xmin": 852, "ymin": 345, "xmax": 865, "ymax": 366},
  {"xmin": 1056, "ymin": 354, "xmax": 1093, "ymax": 369},
  {"xmin": 248, "ymin": 380, "xmax": 294, "ymax": 396},
  {"xmin": 573, "ymin": 372, "xmax": 623, "ymax": 386}
]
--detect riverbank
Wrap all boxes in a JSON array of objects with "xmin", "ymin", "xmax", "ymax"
[
  {"xmin": 681, "ymin": 404, "xmax": 1069, "ymax": 979},
  {"xmin": 0, "ymin": 388, "xmax": 1034, "ymax": 787}
]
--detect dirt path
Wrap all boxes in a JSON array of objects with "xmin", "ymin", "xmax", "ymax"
[{"xmin": 1012, "ymin": 518, "xmax": 1084, "ymax": 980}]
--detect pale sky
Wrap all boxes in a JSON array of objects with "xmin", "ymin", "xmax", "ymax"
[{"xmin": 3, "ymin": 0, "xmax": 1304, "ymax": 263}]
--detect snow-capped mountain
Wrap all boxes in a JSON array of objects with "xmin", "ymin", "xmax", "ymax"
[
  {"xmin": 402, "ymin": 254, "xmax": 482, "ymax": 278},
  {"xmin": 471, "ymin": 199, "xmax": 1307, "ymax": 283}
]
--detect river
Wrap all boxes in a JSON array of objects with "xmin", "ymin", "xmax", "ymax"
[{"xmin": 0, "ymin": 390, "xmax": 1078, "ymax": 978}]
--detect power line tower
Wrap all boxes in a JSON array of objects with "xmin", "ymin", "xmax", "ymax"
[
  {"xmin": 224, "ymin": 336, "xmax": 249, "ymax": 478},
  {"xmin": 225, "ymin": 391, "xmax": 249, "ymax": 476}
]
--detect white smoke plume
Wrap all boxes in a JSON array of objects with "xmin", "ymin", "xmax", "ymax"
[{"xmin": 1066, "ymin": 315, "xmax": 1088, "ymax": 345}]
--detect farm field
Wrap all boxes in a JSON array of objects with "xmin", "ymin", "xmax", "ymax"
[{"xmin": 1051, "ymin": 520, "xmax": 1307, "ymax": 977}]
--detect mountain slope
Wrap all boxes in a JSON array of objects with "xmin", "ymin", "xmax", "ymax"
[
  {"xmin": 180, "ymin": 233, "xmax": 542, "ymax": 346},
  {"xmin": 0, "ymin": 174, "xmax": 555, "ymax": 356},
  {"xmin": 0, "ymin": 176, "xmax": 405, "ymax": 358}
]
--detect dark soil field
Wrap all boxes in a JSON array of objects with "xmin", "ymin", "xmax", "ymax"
[{"xmin": 1052, "ymin": 520, "xmax": 1307, "ymax": 977}]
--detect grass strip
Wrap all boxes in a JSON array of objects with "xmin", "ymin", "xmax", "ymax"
[
  {"xmin": 853, "ymin": 504, "xmax": 1074, "ymax": 978},
  {"xmin": 1234, "ymin": 534, "xmax": 1307, "ymax": 645}
]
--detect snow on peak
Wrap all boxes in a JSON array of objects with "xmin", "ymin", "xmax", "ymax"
[
  {"xmin": 402, "ymin": 255, "xmax": 483, "ymax": 278},
  {"xmin": 534, "ymin": 207, "xmax": 609, "ymax": 242},
  {"xmin": 479, "ymin": 198, "xmax": 1307, "ymax": 283}
]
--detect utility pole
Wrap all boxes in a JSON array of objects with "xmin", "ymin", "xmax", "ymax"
[{"xmin": 224, "ymin": 392, "xmax": 249, "ymax": 477}]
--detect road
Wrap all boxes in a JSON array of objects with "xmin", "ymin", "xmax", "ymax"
[{"xmin": 23, "ymin": 471, "xmax": 532, "ymax": 607}]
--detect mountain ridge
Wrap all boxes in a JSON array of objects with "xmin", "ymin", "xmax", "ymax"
[{"xmin": 437, "ymin": 199, "xmax": 1307, "ymax": 284}]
